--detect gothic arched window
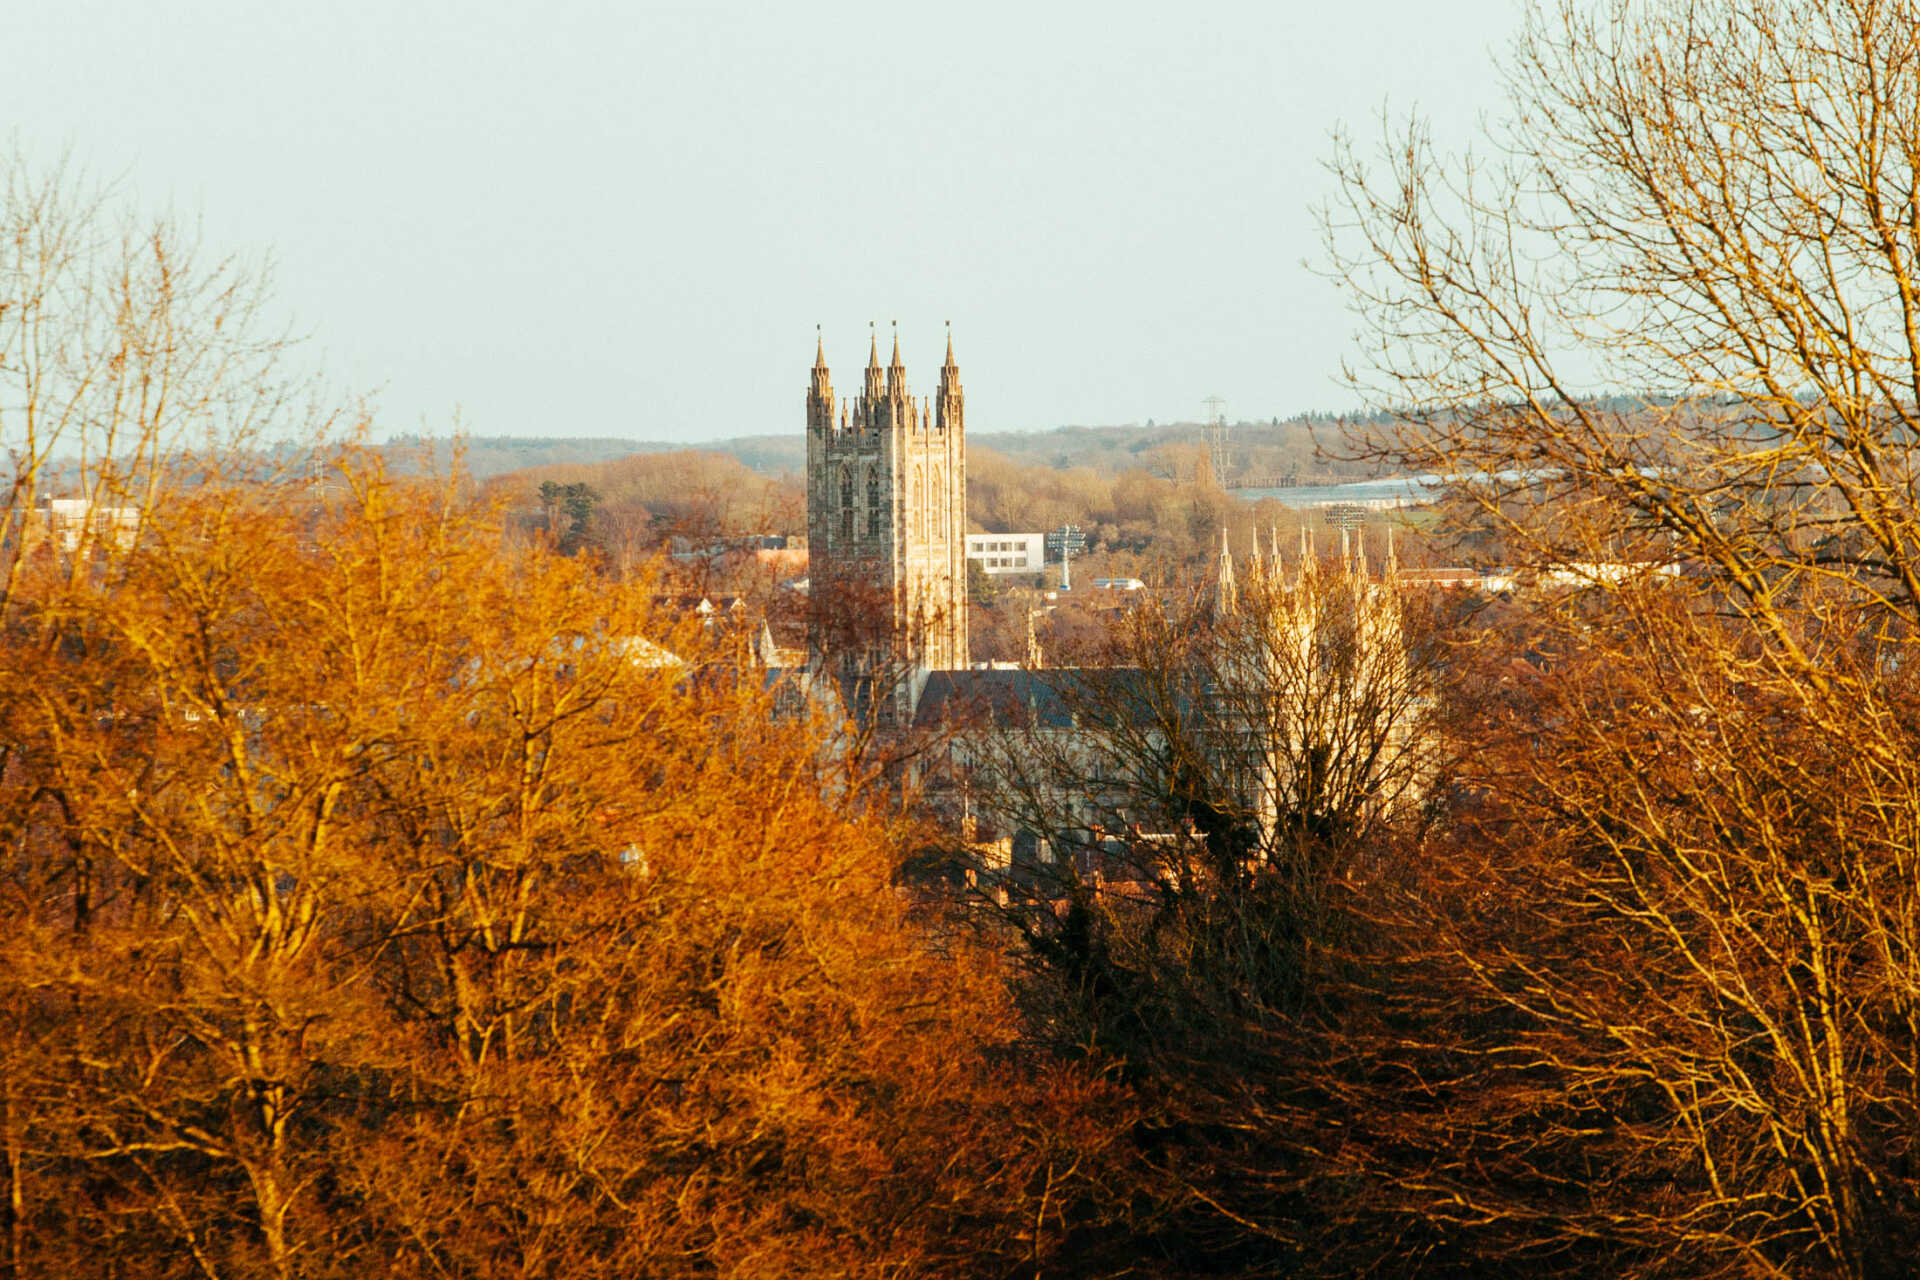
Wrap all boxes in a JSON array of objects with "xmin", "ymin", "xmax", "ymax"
[
  {"xmin": 911, "ymin": 465, "xmax": 924, "ymax": 539},
  {"xmin": 839, "ymin": 465, "xmax": 854, "ymax": 541},
  {"xmin": 931, "ymin": 466, "xmax": 945, "ymax": 540},
  {"xmin": 866, "ymin": 464, "xmax": 882, "ymax": 537}
]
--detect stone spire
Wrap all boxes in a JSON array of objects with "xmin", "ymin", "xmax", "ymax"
[
  {"xmin": 1248, "ymin": 526, "xmax": 1264, "ymax": 581},
  {"xmin": 807, "ymin": 325, "xmax": 833, "ymax": 431},
  {"xmin": 1270, "ymin": 524, "xmax": 1284, "ymax": 574},
  {"xmin": 937, "ymin": 322, "xmax": 962, "ymax": 429},
  {"xmin": 1215, "ymin": 525, "xmax": 1236, "ymax": 615},
  {"xmin": 1385, "ymin": 522, "xmax": 1398, "ymax": 578},
  {"xmin": 864, "ymin": 322, "xmax": 884, "ymax": 401},
  {"xmin": 887, "ymin": 321, "xmax": 907, "ymax": 397}
]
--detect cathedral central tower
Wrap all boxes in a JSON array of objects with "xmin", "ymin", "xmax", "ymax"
[{"xmin": 806, "ymin": 325, "xmax": 969, "ymax": 694}]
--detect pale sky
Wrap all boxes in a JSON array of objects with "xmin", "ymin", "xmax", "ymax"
[{"xmin": 9, "ymin": 1, "xmax": 1522, "ymax": 442}]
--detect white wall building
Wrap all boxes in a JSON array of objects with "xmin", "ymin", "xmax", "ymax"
[
  {"xmin": 30, "ymin": 497, "xmax": 142, "ymax": 555},
  {"xmin": 965, "ymin": 532, "xmax": 1045, "ymax": 575}
]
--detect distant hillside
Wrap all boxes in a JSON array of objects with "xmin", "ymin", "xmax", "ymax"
[
  {"xmin": 971, "ymin": 418, "xmax": 1376, "ymax": 482},
  {"xmin": 380, "ymin": 435, "xmax": 722, "ymax": 482},
  {"xmin": 388, "ymin": 415, "xmax": 1380, "ymax": 484}
]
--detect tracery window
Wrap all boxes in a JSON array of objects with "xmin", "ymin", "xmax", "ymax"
[
  {"xmin": 839, "ymin": 466, "xmax": 853, "ymax": 541},
  {"xmin": 866, "ymin": 464, "xmax": 882, "ymax": 537}
]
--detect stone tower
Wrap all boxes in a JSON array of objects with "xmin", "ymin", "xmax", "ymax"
[{"xmin": 806, "ymin": 325, "xmax": 969, "ymax": 696}]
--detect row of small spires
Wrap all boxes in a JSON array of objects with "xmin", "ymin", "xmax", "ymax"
[
  {"xmin": 1215, "ymin": 522, "xmax": 1399, "ymax": 610},
  {"xmin": 1221, "ymin": 521, "xmax": 1399, "ymax": 574},
  {"xmin": 811, "ymin": 326, "xmax": 961, "ymax": 435},
  {"xmin": 813, "ymin": 322, "xmax": 960, "ymax": 378}
]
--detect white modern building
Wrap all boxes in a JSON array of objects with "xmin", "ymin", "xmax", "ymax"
[
  {"xmin": 965, "ymin": 532, "xmax": 1045, "ymax": 575},
  {"xmin": 27, "ymin": 497, "xmax": 142, "ymax": 555}
]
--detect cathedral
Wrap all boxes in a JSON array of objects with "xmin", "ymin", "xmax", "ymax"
[
  {"xmin": 798, "ymin": 329, "xmax": 1429, "ymax": 875},
  {"xmin": 805, "ymin": 326, "xmax": 969, "ymax": 715}
]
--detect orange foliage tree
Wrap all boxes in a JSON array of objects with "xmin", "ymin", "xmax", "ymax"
[{"xmin": 0, "ymin": 455, "xmax": 1126, "ymax": 1280}]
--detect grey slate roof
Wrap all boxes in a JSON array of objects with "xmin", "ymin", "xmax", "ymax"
[{"xmin": 912, "ymin": 667, "xmax": 1163, "ymax": 730}]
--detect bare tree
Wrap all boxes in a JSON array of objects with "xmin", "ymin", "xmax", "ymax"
[
  {"xmin": 907, "ymin": 545, "xmax": 1466, "ymax": 1275},
  {"xmin": 0, "ymin": 148, "xmax": 327, "ymax": 603},
  {"xmin": 940, "ymin": 544, "xmax": 1441, "ymax": 1049},
  {"xmin": 1326, "ymin": 0, "xmax": 1920, "ymax": 653},
  {"xmin": 1324, "ymin": 1, "xmax": 1920, "ymax": 1273}
]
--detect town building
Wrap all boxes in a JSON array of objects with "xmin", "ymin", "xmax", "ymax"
[
  {"xmin": 965, "ymin": 532, "xmax": 1045, "ymax": 576},
  {"xmin": 916, "ymin": 521, "xmax": 1432, "ymax": 886},
  {"xmin": 19, "ymin": 496, "xmax": 142, "ymax": 557}
]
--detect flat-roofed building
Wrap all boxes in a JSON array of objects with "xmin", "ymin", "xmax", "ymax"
[{"xmin": 964, "ymin": 532, "xmax": 1044, "ymax": 575}]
